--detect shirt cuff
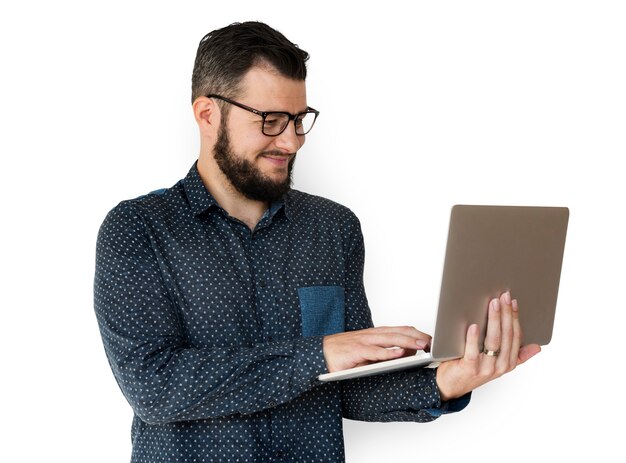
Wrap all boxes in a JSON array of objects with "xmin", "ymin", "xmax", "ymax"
[
  {"xmin": 293, "ymin": 335, "xmax": 329, "ymax": 387},
  {"xmin": 424, "ymin": 391, "xmax": 472, "ymax": 417}
]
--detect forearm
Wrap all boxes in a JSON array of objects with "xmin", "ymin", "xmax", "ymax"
[
  {"xmin": 341, "ymin": 367, "xmax": 442, "ymax": 422},
  {"xmin": 100, "ymin": 326, "xmax": 328, "ymax": 424}
]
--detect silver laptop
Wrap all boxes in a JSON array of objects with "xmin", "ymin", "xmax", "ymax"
[{"xmin": 318, "ymin": 205, "xmax": 569, "ymax": 382}]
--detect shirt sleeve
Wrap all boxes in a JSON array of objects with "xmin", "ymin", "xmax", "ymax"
[
  {"xmin": 338, "ymin": 212, "xmax": 471, "ymax": 422},
  {"xmin": 94, "ymin": 202, "xmax": 328, "ymax": 425}
]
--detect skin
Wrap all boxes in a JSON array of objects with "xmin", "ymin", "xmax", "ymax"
[
  {"xmin": 193, "ymin": 65, "xmax": 305, "ymax": 230},
  {"xmin": 192, "ymin": 65, "xmax": 542, "ymax": 402},
  {"xmin": 434, "ymin": 291, "xmax": 541, "ymax": 400}
]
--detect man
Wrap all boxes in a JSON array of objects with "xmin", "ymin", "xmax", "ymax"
[{"xmin": 94, "ymin": 21, "xmax": 540, "ymax": 462}]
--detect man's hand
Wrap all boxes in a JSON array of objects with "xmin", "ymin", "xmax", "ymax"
[
  {"xmin": 322, "ymin": 326, "xmax": 431, "ymax": 373},
  {"xmin": 435, "ymin": 291, "xmax": 542, "ymax": 401}
]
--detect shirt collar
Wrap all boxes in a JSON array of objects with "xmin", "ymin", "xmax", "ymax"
[
  {"xmin": 183, "ymin": 161, "xmax": 293, "ymax": 221},
  {"xmin": 183, "ymin": 162, "xmax": 220, "ymax": 216}
]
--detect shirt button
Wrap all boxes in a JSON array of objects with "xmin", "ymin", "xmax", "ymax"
[
  {"xmin": 258, "ymin": 280, "xmax": 267, "ymax": 288},
  {"xmin": 274, "ymin": 450, "xmax": 285, "ymax": 459},
  {"xmin": 269, "ymin": 400, "xmax": 277, "ymax": 407},
  {"xmin": 424, "ymin": 386, "xmax": 432, "ymax": 395}
]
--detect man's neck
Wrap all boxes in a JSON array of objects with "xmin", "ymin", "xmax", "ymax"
[{"xmin": 197, "ymin": 157, "xmax": 268, "ymax": 231}]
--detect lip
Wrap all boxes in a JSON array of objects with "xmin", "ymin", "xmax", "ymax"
[{"xmin": 260, "ymin": 155, "xmax": 290, "ymax": 166}]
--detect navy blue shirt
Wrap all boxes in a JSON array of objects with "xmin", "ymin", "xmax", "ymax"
[{"xmin": 94, "ymin": 163, "xmax": 468, "ymax": 462}]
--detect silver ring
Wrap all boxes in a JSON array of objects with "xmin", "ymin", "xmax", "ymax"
[{"xmin": 483, "ymin": 348, "xmax": 500, "ymax": 357}]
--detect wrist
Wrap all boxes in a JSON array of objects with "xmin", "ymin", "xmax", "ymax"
[{"xmin": 435, "ymin": 365, "xmax": 461, "ymax": 402}]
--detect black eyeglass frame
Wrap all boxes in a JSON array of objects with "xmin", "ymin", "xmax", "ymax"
[{"xmin": 206, "ymin": 94, "xmax": 320, "ymax": 136}]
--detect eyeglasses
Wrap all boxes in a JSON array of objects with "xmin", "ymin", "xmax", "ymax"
[{"xmin": 206, "ymin": 94, "xmax": 320, "ymax": 136}]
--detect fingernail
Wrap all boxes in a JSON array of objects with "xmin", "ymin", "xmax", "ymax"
[
  {"xmin": 512, "ymin": 299, "xmax": 518, "ymax": 311},
  {"xmin": 503, "ymin": 291, "xmax": 512, "ymax": 305},
  {"xmin": 416, "ymin": 340, "xmax": 428, "ymax": 349},
  {"xmin": 491, "ymin": 298, "xmax": 500, "ymax": 312}
]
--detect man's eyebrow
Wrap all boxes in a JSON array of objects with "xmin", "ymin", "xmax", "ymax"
[{"xmin": 262, "ymin": 107, "xmax": 310, "ymax": 116}]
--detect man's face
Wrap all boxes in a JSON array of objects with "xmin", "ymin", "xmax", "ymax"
[{"xmin": 213, "ymin": 67, "xmax": 307, "ymax": 202}]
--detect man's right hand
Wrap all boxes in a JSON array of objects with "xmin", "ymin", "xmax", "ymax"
[{"xmin": 322, "ymin": 326, "xmax": 432, "ymax": 373}]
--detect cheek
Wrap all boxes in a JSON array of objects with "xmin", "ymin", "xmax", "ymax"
[{"xmin": 235, "ymin": 132, "xmax": 271, "ymax": 156}]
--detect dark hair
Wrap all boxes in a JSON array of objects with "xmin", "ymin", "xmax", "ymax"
[{"xmin": 191, "ymin": 21, "xmax": 309, "ymax": 104}]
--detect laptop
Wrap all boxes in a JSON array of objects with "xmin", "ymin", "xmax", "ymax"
[{"xmin": 318, "ymin": 204, "xmax": 569, "ymax": 382}]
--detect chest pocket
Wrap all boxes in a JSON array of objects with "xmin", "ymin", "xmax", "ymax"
[{"xmin": 297, "ymin": 286, "xmax": 345, "ymax": 337}]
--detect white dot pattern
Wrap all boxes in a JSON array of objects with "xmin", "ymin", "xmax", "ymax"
[{"xmin": 94, "ymin": 162, "xmax": 463, "ymax": 462}]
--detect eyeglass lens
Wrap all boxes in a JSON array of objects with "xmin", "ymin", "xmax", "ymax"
[{"xmin": 264, "ymin": 112, "xmax": 316, "ymax": 136}]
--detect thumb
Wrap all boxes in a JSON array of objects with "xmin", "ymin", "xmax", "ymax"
[{"xmin": 517, "ymin": 344, "xmax": 541, "ymax": 365}]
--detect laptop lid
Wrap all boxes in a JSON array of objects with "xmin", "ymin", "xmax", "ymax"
[
  {"xmin": 318, "ymin": 204, "xmax": 569, "ymax": 382},
  {"xmin": 430, "ymin": 205, "xmax": 569, "ymax": 360}
]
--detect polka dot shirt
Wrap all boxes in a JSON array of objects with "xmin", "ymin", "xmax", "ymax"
[{"xmin": 94, "ymin": 162, "xmax": 468, "ymax": 462}]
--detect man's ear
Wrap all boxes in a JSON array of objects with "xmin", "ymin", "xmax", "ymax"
[{"xmin": 193, "ymin": 96, "xmax": 221, "ymax": 137}]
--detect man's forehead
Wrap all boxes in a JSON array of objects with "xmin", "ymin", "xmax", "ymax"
[{"xmin": 238, "ymin": 66, "xmax": 307, "ymax": 111}]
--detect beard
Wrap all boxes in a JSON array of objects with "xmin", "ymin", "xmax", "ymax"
[{"xmin": 213, "ymin": 120, "xmax": 296, "ymax": 203}]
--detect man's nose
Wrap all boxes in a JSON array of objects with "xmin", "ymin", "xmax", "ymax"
[{"xmin": 273, "ymin": 120, "xmax": 304, "ymax": 153}]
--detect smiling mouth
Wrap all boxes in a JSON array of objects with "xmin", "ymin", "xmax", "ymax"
[{"xmin": 260, "ymin": 154, "xmax": 292, "ymax": 165}]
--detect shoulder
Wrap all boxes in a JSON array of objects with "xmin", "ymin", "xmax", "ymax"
[
  {"xmin": 287, "ymin": 189, "xmax": 363, "ymax": 236},
  {"xmin": 99, "ymin": 181, "xmax": 185, "ymax": 235},
  {"xmin": 288, "ymin": 189, "xmax": 359, "ymax": 220}
]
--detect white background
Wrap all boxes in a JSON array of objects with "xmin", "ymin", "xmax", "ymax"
[{"xmin": 1, "ymin": 1, "xmax": 624, "ymax": 461}]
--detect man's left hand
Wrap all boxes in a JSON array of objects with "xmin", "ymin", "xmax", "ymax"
[{"xmin": 435, "ymin": 291, "xmax": 541, "ymax": 401}]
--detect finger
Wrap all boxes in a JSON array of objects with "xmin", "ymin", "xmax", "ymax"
[
  {"xmin": 464, "ymin": 324, "xmax": 481, "ymax": 362},
  {"xmin": 509, "ymin": 299, "xmax": 522, "ymax": 368},
  {"xmin": 365, "ymin": 333, "xmax": 431, "ymax": 351},
  {"xmin": 368, "ymin": 326, "xmax": 432, "ymax": 345},
  {"xmin": 483, "ymin": 298, "xmax": 502, "ymax": 353},
  {"xmin": 363, "ymin": 347, "xmax": 422, "ymax": 364},
  {"xmin": 363, "ymin": 346, "xmax": 407, "ymax": 363},
  {"xmin": 496, "ymin": 292, "xmax": 514, "ymax": 371},
  {"xmin": 518, "ymin": 344, "xmax": 541, "ymax": 365}
]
